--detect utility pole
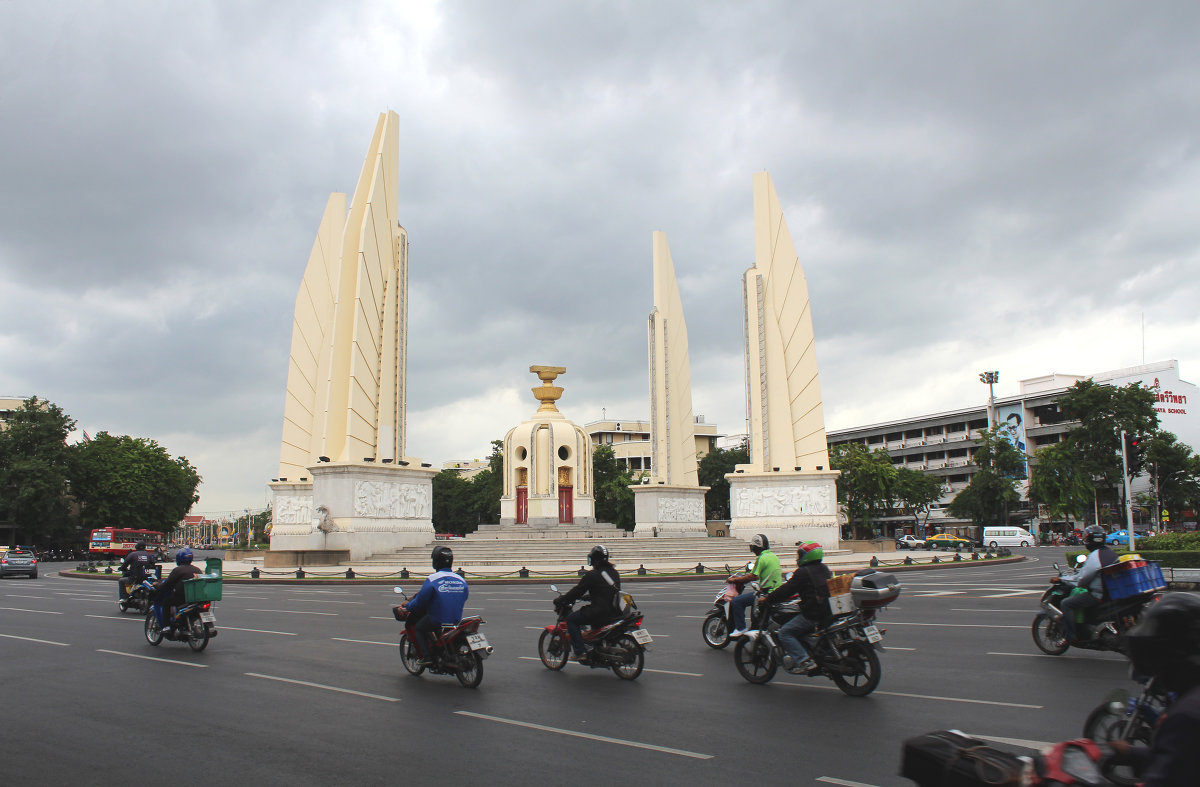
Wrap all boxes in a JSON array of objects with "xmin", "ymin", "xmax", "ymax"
[
  {"xmin": 1120, "ymin": 429, "xmax": 1136, "ymax": 552},
  {"xmin": 979, "ymin": 371, "xmax": 999, "ymax": 425}
]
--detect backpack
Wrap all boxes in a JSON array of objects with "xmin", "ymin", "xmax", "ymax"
[{"xmin": 600, "ymin": 568, "xmax": 634, "ymax": 615}]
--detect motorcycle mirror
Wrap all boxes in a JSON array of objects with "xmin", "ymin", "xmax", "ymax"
[
  {"xmin": 1052, "ymin": 562, "xmax": 1060, "ymax": 571},
  {"xmin": 746, "ymin": 561, "xmax": 754, "ymax": 571},
  {"xmin": 549, "ymin": 584, "xmax": 559, "ymax": 593},
  {"xmin": 392, "ymin": 586, "xmax": 404, "ymax": 595},
  {"xmin": 724, "ymin": 563, "xmax": 731, "ymax": 573},
  {"xmin": 1076, "ymin": 555, "xmax": 1087, "ymax": 566}
]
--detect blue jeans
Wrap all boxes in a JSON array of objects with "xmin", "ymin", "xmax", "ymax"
[
  {"xmin": 730, "ymin": 591, "xmax": 756, "ymax": 631},
  {"xmin": 566, "ymin": 607, "xmax": 610, "ymax": 655},
  {"xmin": 779, "ymin": 614, "xmax": 816, "ymax": 661}
]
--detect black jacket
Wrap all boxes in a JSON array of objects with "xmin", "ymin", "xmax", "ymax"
[
  {"xmin": 1128, "ymin": 683, "xmax": 1200, "ymax": 787},
  {"xmin": 559, "ymin": 564, "xmax": 621, "ymax": 616},
  {"xmin": 121, "ymin": 550, "xmax": 155, "ymax": 581},
  {"xmin": 764, "ymin": 562, "xmax": 832, "ymax": 621}
]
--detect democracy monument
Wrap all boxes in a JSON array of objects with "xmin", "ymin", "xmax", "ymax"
[{"xmin": 267, "ymin": 112, "xmax": 840, "ymax": 567}]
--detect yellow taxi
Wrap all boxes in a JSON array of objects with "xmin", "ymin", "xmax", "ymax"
[{"xmin": 925, "ymin": 533, "xmax": 975, "ymax": 551}]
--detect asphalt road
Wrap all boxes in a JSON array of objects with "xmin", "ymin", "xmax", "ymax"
[{"xmin": 1, "ymin": 548, "xmax": 1138, "ymax": 786}]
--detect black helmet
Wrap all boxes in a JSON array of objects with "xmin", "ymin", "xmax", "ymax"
[
  {"xmin": 135, "ymin": 541, "xmax": 146, "ymax": 551},
  {"xmin": 1126, "ymin": 593, "xmax": 1200, "ymax": 690},
  {"xmin": 431, "ymin": 545, "xmax": 454, "ymax": 571},
  {"xmin": 1083, "ymin": 525, "xmax": 1107, "ymax": 551},
  {"xmin": 587, "ymin": 545, "xmax": 610, "ymax": 566},
  {"xmin": 750, "ymin": 534, "xmax": 769, "ymax": 554}
]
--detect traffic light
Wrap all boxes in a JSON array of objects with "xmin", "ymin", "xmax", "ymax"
[{"xmin": 1123, "ymin": 433, "xmax": 1146, "ymax": 476}]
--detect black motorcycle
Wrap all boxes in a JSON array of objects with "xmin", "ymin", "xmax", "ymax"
[
  {"xmin": 1081, "ymin": 676, "xmax": 1174, "ymax": 786},
  {"xmin": 1031, "ymin": 560, "xmax": 1158, "ymax": 656},
  {"xmin": 701, "ymin": 562, "xmax": 754, "ymax": 649},
  {"xmin": 538, "ymin": 585, "xmax": 652, "ymax": 680},
  {"xmin": 118, "ymin": 566, "xmax": 161, "ymax": 614}
]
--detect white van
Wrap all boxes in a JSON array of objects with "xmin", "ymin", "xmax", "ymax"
[{"xmin": 982, "ymin": 527, "xmax": 1035, "ymax": 548}]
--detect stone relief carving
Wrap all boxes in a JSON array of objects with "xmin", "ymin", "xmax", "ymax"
[
  {"xmin": 274, "ymin": 495, "xmax": 313, "ymax": 525},
  {"xmin": 658, "ymin": 497, "xmax": 704, "ymax": 523},
  {"xmin": 315, "ymin": 505, "xmax": 336, "ymax": 533},
  {"xmin": 733, "ymin": 484, "xmax": 834, "ymax": 518},
  {"xmin": 354, "ymin": 480, "xmax": 432, "ymax": 519}
]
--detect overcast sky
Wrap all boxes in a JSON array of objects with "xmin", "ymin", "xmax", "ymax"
[{"xmin": 3, "ymin": 1, "xmax": 1198, "ymax": 516}]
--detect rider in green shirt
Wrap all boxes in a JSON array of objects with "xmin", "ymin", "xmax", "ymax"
[{"xmin": 727, "ymin": 534, "xmax": 782, "ymax": 637}]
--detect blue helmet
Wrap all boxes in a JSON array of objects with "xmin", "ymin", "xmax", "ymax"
[{"xmin": 175, "ymin": 548, "xmax": 194, "ymax": 565}]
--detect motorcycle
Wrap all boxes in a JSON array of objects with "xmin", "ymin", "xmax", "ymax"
[
  {"xmin": 1031, "ymin": 558, "xmax": 1158, "ymax": 656},
  {"xmin": 732, "ymin": 569, "xmax": 900, "ymax": 697},
  {"xmin": 144, "ymin": 598, "xmax": 218, "ymax": 652},
  {"xmin": 1081, "ymin": 676, "xmax": 1174, "ymax": 786},
  {"xmin": 118, "ymin": 566, "xmax": 161, "ymax": 614},
  {"xmin": 701, "ymin": 562, "xmax": 756, "ymax": 649},
  {"xmin": 392, "ymin": 587, "xmax": 491, "ymax": 688},
  {"xmin": 537, "ymin": 584, "xmax": 652, "ymax": 680}
]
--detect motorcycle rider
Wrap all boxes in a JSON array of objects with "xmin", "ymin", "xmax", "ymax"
[
  {"xmin": 1060, "ymin": 524, "xmax": 1119, "ymax": 643},
  {"xmin": 727, "ymin": 534, "xmax": 783, "ymax": 638},
  {"xmin": 119, "ymin": 541, "xmax": 155, "ymax": 600},
  {"xmin": 1106, "ymin": 592, "xmax": 1200, "ymax": 786},
  {"xmin": 153, "ymin": 548, "xmax": 202, "ymax": 637},
  {"xmin": 758, "ymin": 541, "xmax": 832, "ymax": 673},
  {"xmin": 396, "ymin": 546, "xmax": 469, "ymax": 665},
  {"xmin": 555, "ymin": 545, "xmax": 620, "ymax": 663}
]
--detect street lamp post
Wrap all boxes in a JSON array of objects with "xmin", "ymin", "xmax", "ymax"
[{"xmin": 979, "ymin": 371, "xmax": 999, "ymax": 425}]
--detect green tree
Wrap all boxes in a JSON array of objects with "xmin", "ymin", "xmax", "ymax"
[
  {"xmin": 1146, "ymin": 431, "xmax": 1200, "ymax": 525},
  {"xmin": 1058, "ymin": 379, "xmax": 1158, "ymax": 509},
  {"xmin": 697, "ymin": 441, "xmax": 749, "ymax": 519},
  {"xmin": 431, "ymin": 468, "xmax": 475, "ymax": 534},
  {"xmin": 893, "ymin": 466, "xmax": 946, "ymax": 520},
  {"xmin": 467, "ymin": 440, "xmax": 504, "ymax": 527},
  {"xmin": 830, "ymin": 443, "xmax": 896, "ymax": 535},
  {"xmin": 70, "ymin": 432, "xmax": 201, "ymax": 532},
  {"xmin": 593, "ymin": 444, "xmax": 635, "ymax": 530},
  {"xmin": 0, "ymin": 396, "xmax": 77, "ymax": 542},
  {"xmin": 1029, "ymin": 441, "xmax": 1094, "ymax": 522},
  {"xmin": 948, "ymin": 425, "xmax": 1023, "ymax": 525}
]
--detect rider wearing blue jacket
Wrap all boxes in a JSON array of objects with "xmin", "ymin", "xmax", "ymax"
[{"xmin": 401, "ymin": 546, "xmax": 468, "ymax": 663}]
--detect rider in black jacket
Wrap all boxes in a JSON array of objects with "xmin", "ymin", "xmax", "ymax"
[
  {"xmin": 119, "ymin": 541, "xmax": 155, "ymax": 600},
  {"xmin": 556, "ymin": 545, "xmax": 620, "ymax": 663},
  {"xmin": 760, "ymin": 542, "xmax": 831, "ymax": 673}
]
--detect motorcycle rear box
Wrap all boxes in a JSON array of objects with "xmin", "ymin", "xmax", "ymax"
[
  {"xmin": 182, "ymin": 575, "xmax": 223, "ymax": 602},
  {"xmin": 901, "ymin": 729, "xmax": 1030, "ymax": 787},
  {"xmin": 851, "ymin": 570, "xmax": 901, "ymax": 608},
  {"xmin": 1103, "ymin": 561, "xmax": 1166, "ymax": 600}
]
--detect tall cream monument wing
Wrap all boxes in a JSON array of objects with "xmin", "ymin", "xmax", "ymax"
[
  {"xmin": 632, "ymin": 232, "xmax": 709, "ymax": 535},
  {"xmin": 268, "ymin": 111, "xmax": 435, "ymax": 564},
  {"xmin": 727, "ymin": 172, "xmax": 840, "ymax": 547}
]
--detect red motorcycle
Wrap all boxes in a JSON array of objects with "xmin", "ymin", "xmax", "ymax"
[
  {"xmin": 391, "ymin": 587, "xmax": 492, "ymax": 688},
  {"xmin": 537, "ymin": 584, "xmax": 652, "ymax": 680}
]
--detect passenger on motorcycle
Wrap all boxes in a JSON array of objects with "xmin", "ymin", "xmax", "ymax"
[
  {"xmin": 728, "ymin": 534, "xmax": 782, "ymax": 638},
  {"xmin": 1109, "ymin": 592, "xmax": 1200, "ymax": 787},
  {"xmin": 153, "ymin": 548, "xmax": 202, "ymax": 636},
  {"xmin": 556, "ymin": 545, "xmax": 620, "ymax": 663},
  {"xmin": 1060, "ymin": 525, "xmax": 1119, "ymax": 643},
  {"xmin": 396, "ymin": 546, "xmax": 468, "ymax": 665},
  {"xmin": 119, "ymin": 541, "xmax": 155, "ymax": 600},
  {"xmin": 759, "ymin": 541, "xmax": 831, "ymax": 673}
]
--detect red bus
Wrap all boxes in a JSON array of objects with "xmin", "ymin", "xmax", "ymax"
[{"xmin": 88, "ymin": 528, "xmax": 167, "ymax": 557}]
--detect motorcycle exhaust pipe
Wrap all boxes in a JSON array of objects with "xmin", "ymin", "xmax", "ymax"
[{"xmin": 485, "ymin": 645, "xmax": 494, "ymax": 655}]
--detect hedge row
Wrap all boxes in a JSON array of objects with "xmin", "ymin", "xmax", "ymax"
[
  {"xmin": 1065, "ymin": 549, "xmax": 1200, "ymax": 568},
  {"xmin": 1140, "ymin": 532, "xmax": 1200, "ymax": 551}
]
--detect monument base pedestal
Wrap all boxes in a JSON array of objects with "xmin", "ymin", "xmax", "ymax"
[
  {"xmin": 725, "ymin": 470, "xmax": 841, "ymax": 548},
  {"xmin": 269, "ymin": 462, "xmax": 437, "ymax": 561},
  {"xmin": 631, "ymin": 484, "xmax": 709, "ymax": 536}
]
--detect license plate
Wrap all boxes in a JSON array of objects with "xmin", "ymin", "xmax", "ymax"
[
  {"xmin": 631, "ymin": 629, "xmax": 653, "ymax": 644},
  {"xmin": 862, "ymin": 625, "xmax": 882, "ymax": 643},
  {"xmin": 199, "ymin": 611, "xmax": 216, "ymax": 624},
  {"xmin": 466, "ymin": 633, "xmax": 489, "ymax": 651}
]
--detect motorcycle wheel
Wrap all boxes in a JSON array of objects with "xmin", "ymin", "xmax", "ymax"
[
  {"xmin": 454, "ymin": 641, "xmax": 484, "ymax": 688},
  {"xmin": 144, "ymin": 610, "xmax": 163, "ymax": 646},
  {"xmin": 187, "ymin": 616, "xmax": 210, "ymax": 652},
  {"xmin": 1032, "ymin": 613, "xmax": 1070, "ymax": 655},
  {"xmin": 733, "ymin": 636, "xmax": 777, "ymax": 684},
  {"xmin": 831, "ymin": 640, "xmax": 881, "ymax": 697},
  {"xmin": 398, "ymin": 632, "xmax": 425, "ymax": 676},
  {"xmin": 701, "ymin": 614, "xmax": 729, "ymax": 649},
  {"xmin": 610, "ymin": 634, "xmax": 644, "ymax": 681},
  {"xmin": 1083, "ymin": 702, "xmax": 1151, "ymax": 787},
  {"xmin": 538, "ymin": 629, "xmax": 568, "ymax": 670},
  {"xmin": 118, "ymin": 597, "xmax": 130, "ymax": 614}
]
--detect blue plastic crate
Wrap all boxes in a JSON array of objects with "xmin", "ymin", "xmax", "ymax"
[{"xmin": 1105, "ymin": 563, "xmax": 1166, "ymax": 600}]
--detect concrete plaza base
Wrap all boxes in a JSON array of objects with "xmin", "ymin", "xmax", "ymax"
[
  {"xmin": 631, "ymin": 484, "xmax": 709, "ymax": 536},
  {"xmin": 725, "ymin": 470, "xmax": 841, "ymax": 548}
]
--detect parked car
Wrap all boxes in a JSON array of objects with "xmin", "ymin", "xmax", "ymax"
[
  {"xmin": 1106, "ymin": 529, "xmax": 1150, "ymax": 547},
  {"xmin": 895, "ymin": 534, "xmax": 926, "ymax": 550},
  {"xmin": 925, "ymin": 534, "xmax": 974, "ymax": 551},
  {"xmin": 0, "ymin": 547, "xmax": 38, "ymax": 579}
]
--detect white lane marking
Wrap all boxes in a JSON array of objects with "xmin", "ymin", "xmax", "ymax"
[
  {"xmin": 55, "ymin": 592, "xmax": 111, "ymax": 597},
  {"xmin": 245, "ymin": 672, "xmax": 399, "ymax": 702},
  {"xmin": 516, "ymin": 608, "xmax": 549, "ymax": 612},
  {"xmin": 516, "ymin": 656, "xmax": 699, "ymax": 677},
  {"xmin": 97, "ymin": 649, "xmax": 208, "ymax": 668},
  {"xmin": 0, "ymin": 607, "xmax": 62, "ymax": 615},
  {"xmin": 70, "ymin": 598, "xmax": 112, "ymax": 603},
  {"xmin": 952, "ymin": 609, "xmax": 1036, "ymax": 613},
  {"xmin": 454, "ymin": 711, "xmax": 713, "ymax": 759},
  {"xmin": 882, "ymin": 646, "xmax": 916, "ymax": 651},
  {"xmin": 222, "ymin": 626, "xmax": 296, "ymax": 636},
  {"xmin": 817, "ymin": 778, "xmax": 881, "ymax": 787},
  {"xmin": 675, "ymin": 615, "xmax": 708, "ymax": 619},
  {"xmin": 883, "ymin": 622, "xmax": 1026, "ymax": 629},
  {"xmin": 0, "ymin": 633, "xmax": 70, "ymax": 646},
  {"xmin": 777, "ymin": 682, "xmax": 1042, "ymax": 708},
  {"xmin": 284, "ymin": 598, "xmax": 364, "ymax": 604},
  {"xmin": 284, "ymin": 589, "xmax": 360, "ymax": 596},
  {"xmin": 369, "ymin": 616, "xmax": 398, "ymax": 620},
  {"xmin": 221, "ymin": 595, "xmax": 269, "ymax": 600},
  {"xmin": 4, "ymin": 594, "xmax": 50, "ymax": 600},
  {"xmin": 332, "ymin": 637, "xmax": 394, "ymax": 646},
  {"xmin": 245, "ymin": 608, "xmax": 338, "ymax": 616},
  {"xmin": 971, "ymin": 733, "xmax": 1054, "ymax": 750},
  {"xmin": 86, "ymin": 614, "xmax": 140, "ymax": 622},
  {"xmin": 987, "ymin": 651, "xmax": 1125, "ymax": 661}
]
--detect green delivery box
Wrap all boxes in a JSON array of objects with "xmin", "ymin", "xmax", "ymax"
[{"xmin": 182, "ymin": 574, "xmax": 223, "ymax": 602}]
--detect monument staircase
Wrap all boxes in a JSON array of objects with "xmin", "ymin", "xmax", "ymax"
[{"xmin": 351, "ymin": 524, "xmax": 767, "ymax": 573}]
